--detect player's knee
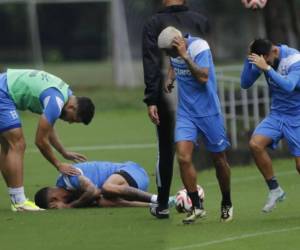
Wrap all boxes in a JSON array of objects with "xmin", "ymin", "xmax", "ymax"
[
  {"xmin": 249, "ymin": 139, "xmax": 264, "ymax": 153},
  {"xmin": 177, "ymin": 153, "xmax": 193, "ymax": 167},
  {"xmin": 102, "ymin": 183, "xmax": 117, "ymax": 195},
  {"xmin": 10, "ymin": 137, "xmax": 26, "ymax": 152},
  {"xmin": 212, "ymin": 156, "xmax": 228, "ymax": 169}
]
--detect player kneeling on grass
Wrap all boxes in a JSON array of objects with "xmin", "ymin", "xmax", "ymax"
[
  {"xmin": 157, "ymin": 27, "xmax": 233, "ymax": 224},
  {"xmin": 35, "ymin": 161, "xmax": 175, "ymax": 209},
  {"xmin": 0, "ymin": 69, "xmax": 94, "ymax": 212}
]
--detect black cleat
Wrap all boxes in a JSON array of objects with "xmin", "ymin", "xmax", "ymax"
[
  {"xmin": 220, "ymin": 205, "xmax": 233, "ymax": 222},
  {"xmin": 150, "ymin": 206, "xmax": 170, "ymax": 219}
]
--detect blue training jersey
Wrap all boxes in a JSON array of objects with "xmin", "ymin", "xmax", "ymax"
[
  {"xmin": 56, "ymin": 161, "xmax": 127, "ymax": 190},
  {"xmin": 170, "ymin": 35, "xmax": 221, "ymax": 117},
  {"xmin": 241, "ymin": 45, "xmax": 300, "ymax": 116}
]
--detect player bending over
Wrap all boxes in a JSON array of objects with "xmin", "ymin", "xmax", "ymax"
[
  {"xmin": 35, "ymin": 161, "xmax": 175, "ymax": 209},
  {"xmin": 0, "ymin": 69, "xmax": 94, "ymax": 211}
]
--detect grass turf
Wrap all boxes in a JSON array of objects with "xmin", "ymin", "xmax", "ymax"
[{"xmin": 0, "ymin": 110, "xmax": 299, "ymax": 250}]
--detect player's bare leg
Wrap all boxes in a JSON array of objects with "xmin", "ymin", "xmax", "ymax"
[
  {"xmin": 249, "ymin": 135, "xmax": 285, "ymax": 212},
  {"xmin": 0, "ymin": 128, "xmax": 42, "ymax": 211},
  {"xmin": 249, "ymin": 135, "xmax": 274, "ymax": 179},
  {"xmin": 102, "ymin": 174, "xmax": 157, "ymax": 203},
  {"xmin": 176, "ymin": 141, "xmax": 206, "ymax": 224},
  {"xmin": 211, "ymin": 151, "xmax": 233, "ymax": 222},
  {"xmin": 97, "ymin": 196, "xmax": 149, "ymax": 207},
  {"xmin": 294, "ymin": 157, "xmax": 300, "ymax": 174}
]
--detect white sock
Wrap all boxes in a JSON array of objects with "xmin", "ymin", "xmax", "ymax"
[
  {"xmin": 150, "ymin": 195, "xmax": 158, "ymax": 204},
  {"xmin": 8, "ymin": 187, "xmax": 26, "ymax": 204}
]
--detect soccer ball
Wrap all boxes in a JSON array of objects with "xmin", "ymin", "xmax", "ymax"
[
  {"xmin": 175, "ymin": 185, "xmax": 205, "ymax": 213},
  {"xmin": 242, "ymin": 0, "xmax": 268, "ymax": 9}
]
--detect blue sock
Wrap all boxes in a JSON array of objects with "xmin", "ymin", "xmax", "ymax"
[{"xmin": 266, "ymin": 176, "xmax": 279, "ymax": 190}]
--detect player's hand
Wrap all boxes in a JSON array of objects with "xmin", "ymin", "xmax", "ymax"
[
  {"xmin": 57, "ymin": 162, "xmax": 81, "ymax": 176},
  {"xmin": 63, "ymin": 151, "xmax": 87, "ymax": 163},
  {"xmin": 248, "ymin": 53, "xmax": 269, "ymax": 71},
  {"xmin": 172, "ymin": 36, "xmax": 188, "ymax": 60},
  {"xmin": 164, "ymin": 78, "xmax": 175, "ymax": 93},
  {"xmin": 49, "ymin": 201, "xmax": 70, "ymax": 209},
  {"xmin": 147, "ymin": 105, "xmax": 160, "ymax": 125}
]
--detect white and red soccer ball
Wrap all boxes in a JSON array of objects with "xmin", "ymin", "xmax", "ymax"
[
  {"xmin": 242, "ymin": 0, "xmax": 268, "ymax": 9},
  {"xmin": 175, "ymin": 185, "xmax": 205, "ymax": 213}
]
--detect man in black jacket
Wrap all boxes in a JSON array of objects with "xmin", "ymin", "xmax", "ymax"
[{"xmin": 142, "ymin": 0, "xmax": 209, "ymax": 219}]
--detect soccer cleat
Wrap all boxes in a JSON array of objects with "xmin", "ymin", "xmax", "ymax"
[
  {"xmin": 220, "ymin": 205, "xmax": 233, "ymax": 222},
  {"xmin": 168, "ymin": 196, "xmax": 176, "ymax": 208},
  {"xmin": 262, "ymin": 187, "xmax": 286, "ymax": 213},
  {"xmin": 11, "ymin": 199, "xmax": 44, "ymax": 212},
  {"xmin": 182, "ymin": 208, "xmax": 206, "ymax": 224},
  {"xmin": 150, "ymin": 206, "xmax": 170, "ymax": 219}
]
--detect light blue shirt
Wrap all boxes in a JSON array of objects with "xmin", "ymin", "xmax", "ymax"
[
  {"xmin": 170, "ymin": 35, "xmax": 221, "ymax": 117},
  {"xmin": 56, "ymin": 161, "xmax": 126, "ymax": 190}
]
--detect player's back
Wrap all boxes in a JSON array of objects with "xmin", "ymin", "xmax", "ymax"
[
  {"xmin": 268, "ymin": 45, "xmax": 300, "ymax": 115},
  {"xmin": 56, "ymin": 161, "xmax": 125, "ymax": 190},
  {"xmin": 74, "ymin": 161, "xmax": 124, "ymax": 188}
]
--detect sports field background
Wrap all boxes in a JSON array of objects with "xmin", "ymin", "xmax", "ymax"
[{"xmin": 0, "ymin": 96, "xmax": 299, "ymax": 249}]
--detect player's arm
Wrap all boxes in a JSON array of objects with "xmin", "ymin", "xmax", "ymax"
[
  {"xmin": 66, "ymin": 175, "xmax": 101, "ymax": 208},
  {"xmin": 36, "ymin": 89, "xmax": 82, "ymax": 175},
  {"xmin": 164, "ymin": 64, "xmax": 176, "ymax": 93},
  {"xmin": 240, "ymin": 58, "xmax": 262, "ymax": 89},
  {"xmin": 172, "ymin": 37, "xmax": 208, "ymax": 84},
  {"xmin": 142, "ymin": 20, "xmax": 161, "ymax": 106},
  {"xmin": 35, "ymin": 116, "xmax": 79, "ymax": 175},
  {"xmin": 142, "ymin": 21, "xmax": 162, "ymax": 125},
  {"xmin": 249, "ymin": 54, "xmax": 300, "ymax": 92}
]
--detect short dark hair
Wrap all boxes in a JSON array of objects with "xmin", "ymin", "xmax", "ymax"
[
  {"xmin": 250, "ymin": 38, "xmax": 273, "ymax": 56},
  {"xmin": 35, "ymin": 187, "xmax": 50, "ymax": 209},
  {"xmin": 77, "ymin": 97, "xmax": 95, "ymax": 125}
]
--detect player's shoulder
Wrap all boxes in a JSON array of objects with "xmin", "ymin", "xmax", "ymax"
[
  {"xmin": 188, "ymin": 37, "xmax": 210, "ymax": 60},
  {"xmin": 278, "ymin": 45, "xmax": 300, "ymax": 72}
]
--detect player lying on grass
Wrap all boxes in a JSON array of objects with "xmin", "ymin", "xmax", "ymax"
[{"xmin": 34, "ymin": 160, "xmax": 175, "ymax": 209}]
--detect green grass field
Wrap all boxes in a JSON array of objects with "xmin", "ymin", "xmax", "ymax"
[{"xmin": 0, "ymin": 109, "xmax": 299, "ymax": 250}]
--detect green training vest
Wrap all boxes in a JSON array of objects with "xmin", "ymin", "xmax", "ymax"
[{"xmin": 7, "ymin": 69, "xmax": 69, "ymax": 114}]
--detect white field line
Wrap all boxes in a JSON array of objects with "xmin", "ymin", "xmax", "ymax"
[
  {"xmin": 26, "ymin": 143, "xmax": 157, "ymax": 153},
  {"xmin": 168, "ymin": 226, "xmax": 300, "ymax": 250}
]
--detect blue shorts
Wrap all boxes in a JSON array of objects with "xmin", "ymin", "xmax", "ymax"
[
  {"xmin": 0, "ymin": 73, "xmax": 21, "ymax": 133},
  {"xmin": 119, "ymin": 161, "xmax": 149, "ymax": 191},
  {"xmin": 253, "ymin": 113, "xmax": 300, "ymax": 156},
  {"xmin": 175, "ymin": 113, "xmax": 230, "ymax": 152}
]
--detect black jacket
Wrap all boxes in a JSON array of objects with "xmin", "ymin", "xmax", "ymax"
[{"xmin": 142, "ymin": 5, "xmax": 209, "ymax": 106}]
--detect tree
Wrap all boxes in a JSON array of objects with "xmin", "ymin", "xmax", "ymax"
[{"xmin": 263, "ymin": 0, "xmax": 299, "ymax": 46}]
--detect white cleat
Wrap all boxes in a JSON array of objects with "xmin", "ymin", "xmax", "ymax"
[
  {"xmin": 182, "ymin": 208, "xmax": 206, "ymax": 224},
  {"xmin": 262, "ymin": 187, "xmax": 286, "ymax": 213}
]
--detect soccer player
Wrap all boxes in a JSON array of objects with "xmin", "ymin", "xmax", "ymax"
[
  {"xmin": 34, "ymin": 161, "xmax": 172, "ymax": 209},
  {"xmin": 142, "ymin": 0, "xmax": 209, "ymax": 219},
  {"xmin": 158, "ymin": 27, "xmax": 233, "ymax": 224},
  {"xmin": 0, "ymin": 69, "xmax": 95, "ymax": 211},
  {"xmin": 241, "ymin": 38, "xmax": 300, "ymax": 212}
]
